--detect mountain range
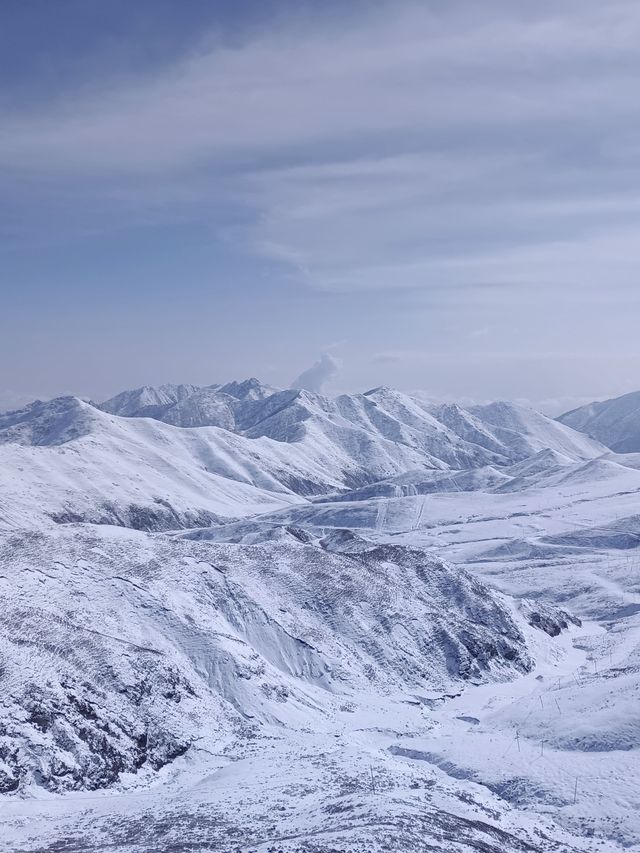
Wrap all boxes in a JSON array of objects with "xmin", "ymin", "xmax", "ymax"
[
  {"xmin": 1, "ymin": 380, "xmax": 639, "ymax": 852},
  {"xmin": 0, "ymin": 380, "xmax": 605, "ymax": 533}
]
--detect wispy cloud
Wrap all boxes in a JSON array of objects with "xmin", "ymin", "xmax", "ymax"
[{"xmin": 3, "ymin": 0, "xmax": 640, "ymax": 301}]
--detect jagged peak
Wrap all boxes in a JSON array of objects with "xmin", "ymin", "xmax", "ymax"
[
  {"xmin": 99, "ymin": 382, "xmax": 201, "ymax": 416},
  {"xmin": 218, "ymin": 377, "xmax": 278, "ymax": 401}
]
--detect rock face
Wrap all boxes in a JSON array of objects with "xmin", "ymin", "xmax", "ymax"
[
  {"xmin": 0, "ymin": 525, "xmax": 536, "ymax": 794},
  {"xmin": 518, "ymin": 599, "xmax": 582, "ymax": 637}
]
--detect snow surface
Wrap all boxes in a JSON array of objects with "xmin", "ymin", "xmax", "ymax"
[{"xmin": 0, "ymin": 381, "xmax": 638, "ymax": 852}]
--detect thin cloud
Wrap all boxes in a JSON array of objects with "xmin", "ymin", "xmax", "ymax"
[{"xmin": 3, "ymin": 0, "xmax": 640, "ymax": 301}]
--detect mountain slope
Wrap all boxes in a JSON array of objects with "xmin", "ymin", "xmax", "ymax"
[
  {"xmin": 467, "ymin": 400, "xmax": 606, "ymax": 460},
  {"xmin": 0, "ymin": 397, "xmax": 304, "ymax": 530},
  {"xmin": 0, "ymin": 396, "xmax": 448, "ymax": 531},
  {"xmin": 558, "ymin": 389, "xmax": 640, "ymax": 452},
  {"xmin": 102, "ymin": 381, "xmax": 607, "ymax": 470},
  {"xmin": 0, "ymin": 524, "xmax": 536, "ymax": 794}
]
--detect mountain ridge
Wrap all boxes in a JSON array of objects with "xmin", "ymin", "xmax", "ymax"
[
  {"xmin": 558, "ymin": 388, "xmax": 640, "ymax": 452},
  {"xmin": 0, "ymin": 382, "xmax": 607, "ymax": 533}
]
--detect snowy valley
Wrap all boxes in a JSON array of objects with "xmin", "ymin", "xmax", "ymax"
[{"xmin": 0, "ymin": 381, "xmax": 639, "ymax": 852}]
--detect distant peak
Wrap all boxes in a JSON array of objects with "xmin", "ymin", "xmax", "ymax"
[
  {"xmin": 218, "ymin": 378, "xmax": 277, "ymax": 401},
  {"xmin": 0, "ymin": 395, "xmax": 97, "ymax": 447},
  {"xmin": 98, "ymin": 383, "xmax": 200, "ymax": 416}
]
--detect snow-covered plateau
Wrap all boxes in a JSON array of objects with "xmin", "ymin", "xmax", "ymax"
[{"xmin": 0, "ymin": 381, "xmax": 638, "ymax": 852}]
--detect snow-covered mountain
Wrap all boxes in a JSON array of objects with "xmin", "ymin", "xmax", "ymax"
[
  {"xmin": 1, "ymin": 379, "xmax": 638, "ymax": 852},
  {"xmin": 99, "ymin": 378, "xmax": 278, "ymax": 427},
  {"xmin": 558, "ymin": 389, "xmax": 640, "ymax": 452},
  {"xmin": 99, "ymin": 381, "xmax": 606, "ymax": 470},
  {"xmin": 98, "ymin": 382, "xmax": 202, "ymax": 418},
  {"xmin": 0, "ymin": 396, "xmax": 304, "ymax": 531},
  {"xmin": 0, "ymin": 383, "xmax": 607, "ymax": 533},
  {"xmin": 0, "ymin": 524, "xmax": 543, "ymax": 795}
]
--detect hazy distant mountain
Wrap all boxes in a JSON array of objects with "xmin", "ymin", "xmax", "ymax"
[{"xmin": 558, "ymin": 389, "xmax": 640, "ymax": 452}]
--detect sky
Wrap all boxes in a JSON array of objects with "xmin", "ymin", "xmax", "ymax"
[{"xmin": 2, "ymin": 0, "xmax": 640, "ymax": 414}]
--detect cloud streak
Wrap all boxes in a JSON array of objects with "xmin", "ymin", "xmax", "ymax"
[
  {"xmin": 3, "ymin": 2, "xmax": 640, "ymax": 172},
  {"xmin": 3, "ymin": 1, "xmax": 640, "ymax": 302},
  {"xmin": 3, "ymin": 0, "xmax": 640, "ymax": 415}
]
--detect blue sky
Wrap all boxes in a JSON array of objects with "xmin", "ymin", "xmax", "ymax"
[{"xmin": 2, "ymin": 0, "xmax": 640, "ymax": 411}]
